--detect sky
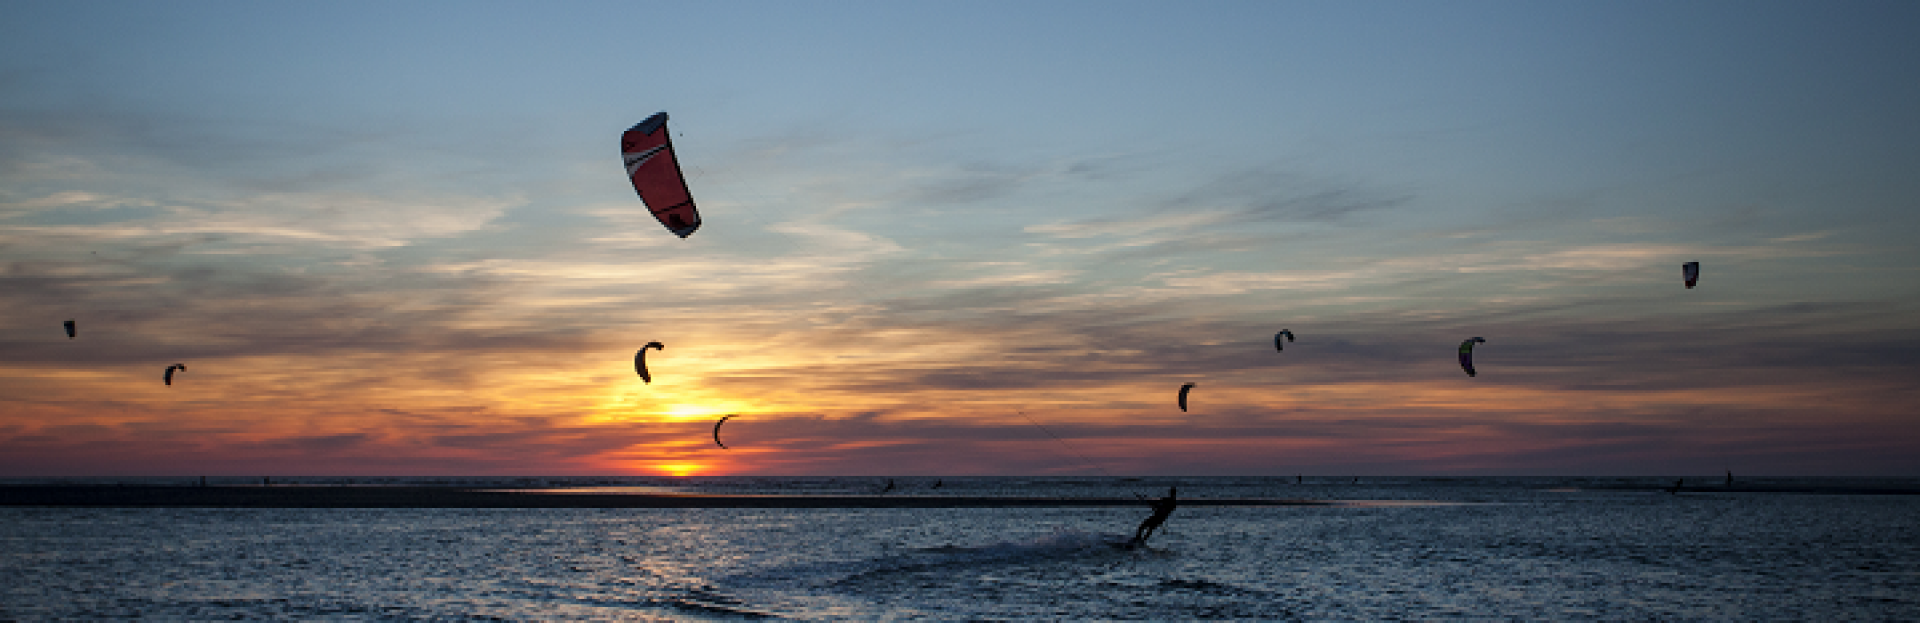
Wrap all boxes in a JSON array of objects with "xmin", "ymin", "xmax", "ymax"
[{"xmin": 3, "ymin": 0, "xmax": 1918, "ymax": 477}]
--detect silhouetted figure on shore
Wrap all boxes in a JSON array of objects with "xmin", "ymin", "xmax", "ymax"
[
  {"xmin": 1132, "ymin": 487, "xmax": 1178, "ymax": 545},
  {"xmin": 1726, "ymin": 470, "xmax": 1733, "ymax": 488}
]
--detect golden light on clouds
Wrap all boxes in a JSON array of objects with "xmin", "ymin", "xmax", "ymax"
[{"xmin": 580, "ymin": 376, "xmax": 777, "ymax": 425}]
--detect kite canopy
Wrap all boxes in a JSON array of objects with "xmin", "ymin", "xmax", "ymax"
[
  {"xmin": 1178, "ymin": 382, "xmax": 1196, "ymax": 412},
  {"xmin": 163, "ymin": 363, "xmax": 185, "ymax": 386},
  {"xmin": 64, "ymin": 320, "xmax": 74, "ymax": 339},
  {"xmin": 1459, "ymin": 338, "xmax": 1486, "ymax": 377},
  {"xmin": 1274, "ymin": 329, "xmax": 1294, "ymax": 352},
  {"xmin": 713, "ymin": 414, "xmax": 735, "ymax": 449},
  {"xmin": 1683, "ymin": 262, "xmax": 1700, "ymax": 289},
  {"xmin": 620, "ymin": 112, "xmax": 701, "ymax": 238},
  {"xmin": 635, "ymin": 342, "xmax": 665, "ymax": 384}
]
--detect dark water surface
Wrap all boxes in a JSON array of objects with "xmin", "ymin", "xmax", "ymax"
[{"xmin": 3, "ymin": 477, "xmax": 1916, "ymax": 620}]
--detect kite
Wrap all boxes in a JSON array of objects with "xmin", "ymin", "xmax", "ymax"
[
  {"xmin": 164, "ymin": 363, "xmax": 186, "ymax": 386},
  {"xmin": 620, "ymin": 112, "xmax": 702, "ymax": 238},
  {"xmin": 714, "ymin": 414, "xmax": 735, "ymax": 449},
  {"xmin": 64, "ymin": 320, "xmax": 75, "ymax": 339},
  {"xmin": 1274, "ymin": 329, "xmax": 1294, "ymax": 352},
  {"xmin": 635, "ymin": 342, "xmax": 665, "ymax": 384},
  {"xmin": 1459, "ymin": 338, "xmax": 1486, "ymax": 377},
  {"xmin": 1178, "ymin": 382, "xmax": 1196, "ymax": 412},
  {"xmin": 1683, "ymin": 262, "xmax": 1700, "ymax": 289}
]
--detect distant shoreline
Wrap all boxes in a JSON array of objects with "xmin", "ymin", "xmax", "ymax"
[
  {"xmin": 5, "ymin": 482, "xmax": 1915, "ymax": 509},
  {"xmin": 1572, "ymin": 484, "xmax": 1920, "ymax": 495},
  {"xmin": 0, "ymin": 486, "xmax": 1334, "ymax": 509}
]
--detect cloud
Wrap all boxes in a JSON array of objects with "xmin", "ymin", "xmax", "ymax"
[
  {"xmin": 882, "ymin": 154, "xmax": 1128, "ymax": 208},
  {"xmin": 0, "ymin": 192, "xmax": 517, "ymax": 250},
  {"xmin": 3, "ymin": 87, "xmax": 1914, "ymax": 477},
  {"xmin": 1028, "ymin": 166, "xmax": 1409, "ymax": 241}
]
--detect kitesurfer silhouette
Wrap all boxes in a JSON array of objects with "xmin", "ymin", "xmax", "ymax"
[{"xmin": 1132, "ymin": 487, "xmax": 1178, "ymax": 545}]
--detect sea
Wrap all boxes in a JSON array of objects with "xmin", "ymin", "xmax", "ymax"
[{"xmin": 3, "ymin": 476, "xmax": 1917, "ymax": 620}]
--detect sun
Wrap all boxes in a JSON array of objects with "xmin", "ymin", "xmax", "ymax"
[{"xmin": 655, "ymin": 463, "xmax": 705, "ymax": 477}]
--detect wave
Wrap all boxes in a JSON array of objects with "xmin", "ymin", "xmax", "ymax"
[{"xmin": 723, "ymin": 528, "xmax": 1146, "ymax": 594}]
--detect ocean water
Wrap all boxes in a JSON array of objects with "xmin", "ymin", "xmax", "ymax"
[{"xmin": 3, "ymin": 477, "xmax": 1918, "ymax": 620}]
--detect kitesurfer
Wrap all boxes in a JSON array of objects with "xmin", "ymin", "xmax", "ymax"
[{"xmin": 1132, "ymin": 487, "xmax": 1179, "ymax": 545}]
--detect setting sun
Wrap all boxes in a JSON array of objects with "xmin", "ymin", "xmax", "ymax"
[{"xmin": 654, "ymin": 462, "xmax": 706, "ymax": 477}]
